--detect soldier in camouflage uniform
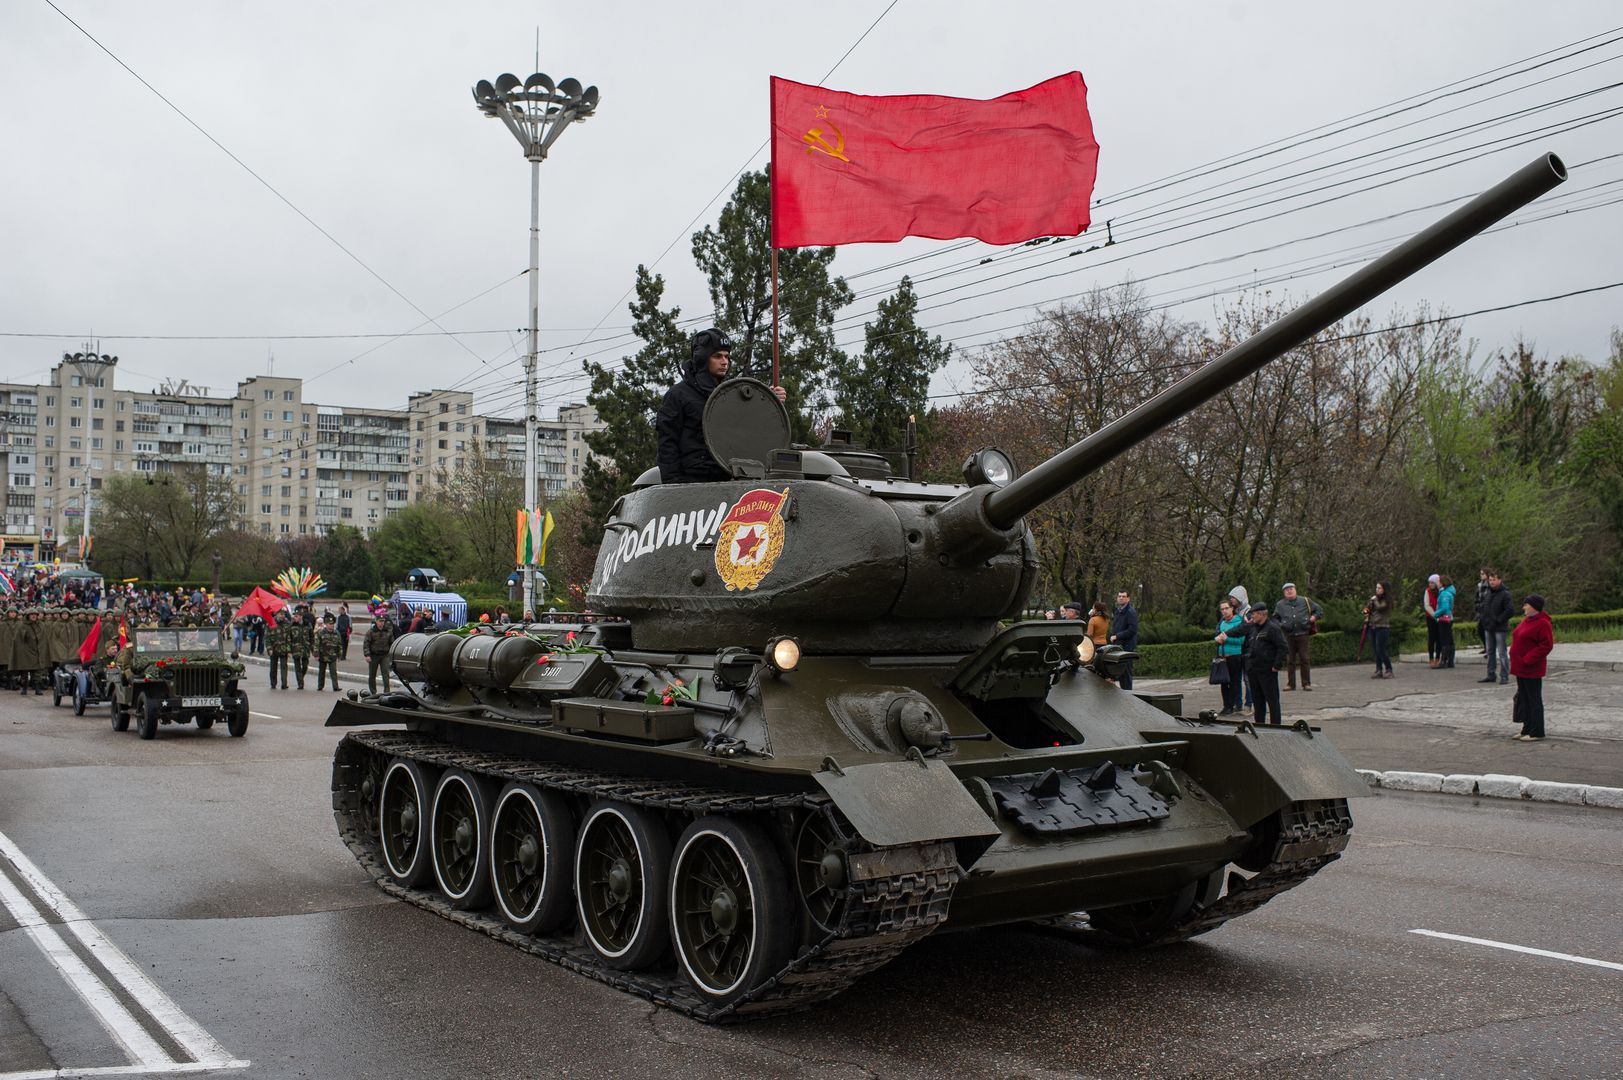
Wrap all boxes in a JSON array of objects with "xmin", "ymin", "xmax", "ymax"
[
  {"xmin": 287, "ymin": 608, "xmax": 313, "ymax": 690},
  {"xmin": 267, "ymin": 611, "xmax": 290, "ymax": 689},
  {"xmin": 363, "ymin": 614, "xmax": 395, "ymax": 694},
  {"xmin": 314, "ymin": 614, "xmax": 342, "ymax": 691}
]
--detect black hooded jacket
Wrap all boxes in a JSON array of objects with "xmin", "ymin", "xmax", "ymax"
[{"xmin": 656, "ymin": 350, "xmax": 730, "ymax": 484}]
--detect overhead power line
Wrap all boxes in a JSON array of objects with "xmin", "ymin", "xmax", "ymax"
[{"xmin": 40, "ymin": 0, "xmax": 503, "ymax": 379}]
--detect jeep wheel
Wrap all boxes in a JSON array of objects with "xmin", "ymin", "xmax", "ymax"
[
  {"xmin": 227, "ymin": 696, "xmax": 250, "ymax": 737},
  {"xmin": 110, "ymin": 696, "xmax": 130, "ymax": 733},
  {"xmin": 135, "ymin": 692, "xmax": 159, "ymax": 741}
]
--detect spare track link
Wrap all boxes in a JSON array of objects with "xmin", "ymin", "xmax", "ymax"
[
  {"xmin": 331, "ymin": 730, "xmax": 960, "ymax": 1022},
  {"xmin": 1045, "ymin": 798, "xmax": 1354, "ymax": 946}
]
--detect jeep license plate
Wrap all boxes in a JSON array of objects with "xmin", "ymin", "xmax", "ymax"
[{"xmin": 182, "ymin": 696, "xmax": 221, "ymax": 708}]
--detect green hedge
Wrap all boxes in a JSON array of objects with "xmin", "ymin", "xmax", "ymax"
[
  {"xmin": 101, "ymin": 580, "xmax": 266, "ymax": 596},
  {"xmin": 1135, "ymin": 629, "xmax": 1379, "ymax": 679},
  {"xmin": 1134, "ymin": 609, "xmax": 1623, "ymax": 679}
]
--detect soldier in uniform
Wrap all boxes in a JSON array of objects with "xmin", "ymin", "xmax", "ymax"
[
  {"xmin": 364, "ymin": 613, "xmax": 395, "ymax": 694},
  {"xmin": 314, "ymin": 614, "xmax": 342, "ymax": 691},
  {"xmin": 267, "ymin": 611, "xmax": 290, "ymax": 689},
  {"xmin": 287, "ymin": 608, "xmax": 313, "ymax": 690},
  {"xmin": 16, "ymin": 609, "xmax": 44, "ymax": 695}
]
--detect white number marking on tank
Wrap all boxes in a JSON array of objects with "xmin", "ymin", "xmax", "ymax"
[
  {"xmin": 1409, "ymin": 929, "xmax": 1623, "ymax": 972},
  {"xmin": 0, "ymin": 828, "xmax": 251, "ymax": 1076}
]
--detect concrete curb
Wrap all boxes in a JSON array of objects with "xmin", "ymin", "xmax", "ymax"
[{"xmin": 1357, "ymin": 768, "xmax": 1623, "ymax": 808}]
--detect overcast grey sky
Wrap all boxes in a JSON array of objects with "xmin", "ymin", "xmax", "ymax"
[{"xmin": 2, "ymin": 1, "xmax": 1618, "ymax": 421}]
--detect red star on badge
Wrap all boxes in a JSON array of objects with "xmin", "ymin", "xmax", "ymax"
[{"xmin": 735, "ymin": 528, "xmax": 764, "ymax": 560}]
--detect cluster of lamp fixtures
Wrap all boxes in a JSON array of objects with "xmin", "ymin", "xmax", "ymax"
[{"xmin": 472, "ymin": 72, "xmax": 600, "ymax": 161}]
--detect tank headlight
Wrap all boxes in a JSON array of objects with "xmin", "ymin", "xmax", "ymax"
[
  {"xmin": 766, "ymin": 636, "xmax": 801, "ymax": 673},
  {"xmin": 963, "ymin": 447, "xmax": 1017, "ymax": 488},
  {"xmin": 1075, "ymin": 637, "xmax": 1096, "ymax": 664}
]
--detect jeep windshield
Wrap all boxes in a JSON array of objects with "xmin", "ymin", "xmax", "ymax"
[{"xmin": 133, "ymin": 629, "xmax": 225, "ymax": 656}]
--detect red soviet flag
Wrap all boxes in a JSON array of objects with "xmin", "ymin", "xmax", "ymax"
[{"xmin": 770, "ymin": 73, "xmax": 1099, "ymax": 248}]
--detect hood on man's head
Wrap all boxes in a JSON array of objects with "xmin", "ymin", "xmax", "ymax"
[{"xmin": 688, "ymin": 328, "xmax": 733, "ymax": 374}]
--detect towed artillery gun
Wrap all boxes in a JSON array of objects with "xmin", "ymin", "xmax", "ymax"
[{"xmin": 326, "ymin": 155, "xmax": 1566, "ymax": 1019}]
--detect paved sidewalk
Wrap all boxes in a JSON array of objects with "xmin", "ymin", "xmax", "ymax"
[{"xmin": 1137, "ymin": 640, "xmax": 1623, "ymax": 788}]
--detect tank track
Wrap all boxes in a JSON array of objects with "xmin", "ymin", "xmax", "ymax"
[
  {"xmin": 331, "ymin": 730, "xmax": 960, "ymax": 1022},
  {"xmin": 1041, "ymin": 798, "xmax": 1354, "ymax": 946}
]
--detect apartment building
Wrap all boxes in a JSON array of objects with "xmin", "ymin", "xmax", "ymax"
[{"xmin": 0, "ymin": 357, "xmax": 602, "ymax": 559}]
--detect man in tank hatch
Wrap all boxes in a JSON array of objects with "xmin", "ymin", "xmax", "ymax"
[{"xmin": 655, "ymin": 328, "xmax": 786, "ymax": 484}]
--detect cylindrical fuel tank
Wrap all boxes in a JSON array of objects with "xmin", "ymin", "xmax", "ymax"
[
  {"xmin": 390, "ymin": 632, "xmax": 462, "ymax": 686},
  {"xmin": 454, "ymin": 633, "xmax": 544, "ymax": 689}
]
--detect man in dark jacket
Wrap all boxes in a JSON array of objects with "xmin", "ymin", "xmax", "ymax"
[
  {"xmin": 1273, "ymin": 582, "xmax": 1323, "ymax": 691},
  {"xmin": 1478, "ymin": 570, "xmax": 1514, "ymax": 685},
  {"xmin": 655, "ymin": 328, "xmax": 786, "ymax": 484},
  {"xmin": 364, "ymin": 616, "xmax": 395, "ymax": 694},
  {"xmin": 1109, "ymin": 589, "xmax": 1139, "ymax": 690},
  {"xmin": 1246, "ymin": 603, "xmax": 1288, "ymax": 725}
]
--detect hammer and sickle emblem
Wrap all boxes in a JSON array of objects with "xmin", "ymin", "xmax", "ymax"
[{"xmin": 802, "ymin": 125, "xmax": 850, "ymax": 163}]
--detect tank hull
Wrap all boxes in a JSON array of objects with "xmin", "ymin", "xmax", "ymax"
[{"xmin": 326, "ymin": 621, "xmax": 1362, "ymax": 1017}]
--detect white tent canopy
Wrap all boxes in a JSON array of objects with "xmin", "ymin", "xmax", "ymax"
[{"xmin": 387, "ymin": 590, "xmax": 467, "ymax": 624}]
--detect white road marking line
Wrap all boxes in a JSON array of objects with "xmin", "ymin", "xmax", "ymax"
[
  {"xmin": 0, "ymin": 1062, "xmax": 251, "ymax": 1079},
  {"xmin": 0, "ymin": 868, "xmax": 171, "ymax": 1068},
  {"xmin": 248, "ymin": 711, "xmax": 281, "ymax": 720},
  {"xmin": 0, "ymin": 830, "xmax": 248, "ymax": 1069},
  {"xmin": 1410, "ymin": 929, "xmax": 1623, "ymax": 972}
]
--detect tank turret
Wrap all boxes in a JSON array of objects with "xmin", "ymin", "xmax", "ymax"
[{"xmin": 590, "ymin": 153, "xmax": 1567, "ymax": 653}]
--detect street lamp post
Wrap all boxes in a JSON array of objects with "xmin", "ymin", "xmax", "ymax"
[
  {"xmin": 63, "ymin": 349, "xmax": 117, "ymax": 567},
  {"xmin": 473, "ymin": 70, "xmax": 599, "ymax": 620}
]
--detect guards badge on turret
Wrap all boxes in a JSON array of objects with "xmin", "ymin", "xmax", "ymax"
[{"xmin": 714, "ymin": 488, "xmax": 790, "ymax": 592}]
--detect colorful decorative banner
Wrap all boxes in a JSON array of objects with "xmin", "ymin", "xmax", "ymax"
[{"xmin": 515, "ymin": 508, "xmax": 556, "ymax": 567}]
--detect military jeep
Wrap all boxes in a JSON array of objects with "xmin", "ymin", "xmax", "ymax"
[{"xmin": 107, "ymin": 627, "xmax": 250, "ymax": 740}]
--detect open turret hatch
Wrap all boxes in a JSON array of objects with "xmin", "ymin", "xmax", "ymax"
[{"xmin": 702, "ymin": 377, "xmax": 793, "ymax": 480}]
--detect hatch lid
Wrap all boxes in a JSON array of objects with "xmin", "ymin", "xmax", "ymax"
[{"xmin": 703, "ymin": 377, "xmax": 792, "ymax": 478}]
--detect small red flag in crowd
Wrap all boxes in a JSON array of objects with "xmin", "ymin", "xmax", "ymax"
[{"xmin": 770, "ymin": 73, "xmax": 1099, "ymax": 248}]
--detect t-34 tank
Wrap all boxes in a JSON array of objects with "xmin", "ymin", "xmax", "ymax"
[{"xmin": 327, "ymin": 154, "xmax": 1565, "ymax": 1020}]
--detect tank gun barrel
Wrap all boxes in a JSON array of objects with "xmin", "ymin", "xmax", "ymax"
[{"xmin": 980, "ymin": 153, "xmax": 1567, "ymax": 530}]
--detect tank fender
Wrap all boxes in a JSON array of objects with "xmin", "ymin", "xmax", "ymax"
[
  {"xmin": 1142, "ymin": 725, "xmax": 1369, "ymax": 830},
  {"xmin": 813, "ymin": 758, "xmax": 999, "ymax": 860}
]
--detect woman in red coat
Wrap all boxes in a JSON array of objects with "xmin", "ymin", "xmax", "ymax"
[{"xmin": 1509, "ymin": 594, "xmax": 1555, "ymax": 740}]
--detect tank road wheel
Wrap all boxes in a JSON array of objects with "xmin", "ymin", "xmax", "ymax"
[
  {"xmin": 135, "ymin": 693, "xmax": 159, "ymax": 741},
  {"xmin": 670, "ymin": 817, "xmax": 795, "ymax": 1005},
  {"xmin": 1084, "ymin": 872, "xmax": 1224, "ymax": 947},
  {"xmin": 380, "ymin": 759, "xmax": 434, "ymax": 887},
  {"xmin": 110, "ymin": 696, "xmax": 129, "ymax": 733},
  {"xmin": 575, "ymin": 802, "xmax": 671, "ymax": 970},
  {"xmin": 430, "ymin": 770, "xmax": 494, "ymax": 910},
  {"xmin": 795, "ymin": 807, "xmax": 853, "ymax": 934},
  {"xmin": 490, "ymin": 782, "xmax": 574, "ymax": 934}
]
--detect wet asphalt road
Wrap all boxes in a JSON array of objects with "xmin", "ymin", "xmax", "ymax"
[{"xmin": 1, "ymin": 675, "xmax": 1620, "ymax": 1080}]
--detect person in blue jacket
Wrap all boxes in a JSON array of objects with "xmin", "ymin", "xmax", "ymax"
[
  {"xmin": 1214, "ymin": 598, "xmax": 1247, "ymax": 714},
  {"xmin": 1434, "ymin": 574, "xmax": 1458, "ymax": 668},
  {"xmin": 1109, "ymin": 589, "xmax": 1139, "ymax": 690}
]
